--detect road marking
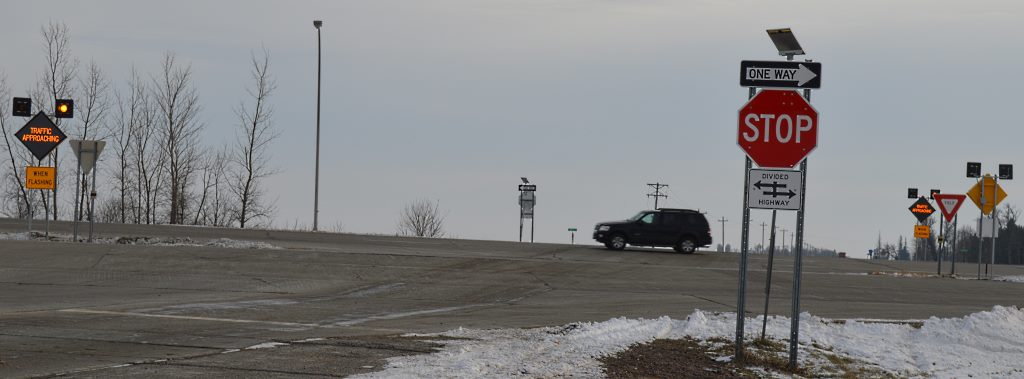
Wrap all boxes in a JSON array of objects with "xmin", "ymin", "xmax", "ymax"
[
  {"xmin": 59, "ymin": 309, "xmax": 319, "ymax": 328},
  {"xmin": 328, "ymin": 304, "xmax": 484, "ymax": 327},
  {"xmin": 60, "ymin": 304, "xmax": 487, "ymax": 329}
]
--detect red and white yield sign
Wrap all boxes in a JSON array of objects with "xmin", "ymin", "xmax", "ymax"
[{"xmin": 737, "ymin": 90, "xmax": 818, "ymax": 168}]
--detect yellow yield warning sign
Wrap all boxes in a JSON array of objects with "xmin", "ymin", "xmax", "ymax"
[
  {"xmin": 26, "ymin": 166, "xmax": 55, "ymax": 190},
  {"xmin": 914, "ymin": 225, "xmax": 930, "ymax": 239},
  {"xmin": 966, "ymin": 175, "xmax": 1007, "ymax": 215}
]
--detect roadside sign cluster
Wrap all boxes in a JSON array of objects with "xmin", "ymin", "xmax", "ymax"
[
  {"xmin": 734, "ymin": 28, "xmax": 821, "ymax": 370},
  {"xmin": 517, "ymin": 182, "xmax": 537, "ymax": 243}
]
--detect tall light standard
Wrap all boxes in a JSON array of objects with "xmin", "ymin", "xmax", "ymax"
[{"xmin": 313, "ymin": 19, "xmax": 323, "ymax": 231}]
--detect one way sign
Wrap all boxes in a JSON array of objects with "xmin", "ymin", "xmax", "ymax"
[
  {"xmin": 747, "ymin": 168, "xmax": 802, "ymax": 210},
  {"xmin": 740, "ymin": 60, "xmax": 822, "ymax": 89}
]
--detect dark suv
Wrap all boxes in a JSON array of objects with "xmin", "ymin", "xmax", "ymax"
[{"xmin": 593, "ymin": 209, "xmax": 712, "ymax": 253}]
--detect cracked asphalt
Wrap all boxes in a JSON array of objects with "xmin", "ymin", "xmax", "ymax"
[{"xmin": 0, "ymin": 218, "xmax": 1021, "ymax": 377}]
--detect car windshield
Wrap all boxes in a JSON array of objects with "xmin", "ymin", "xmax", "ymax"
[{"xmin": 627, "ymin": 212, "xmax": 648, "ymax": 221}]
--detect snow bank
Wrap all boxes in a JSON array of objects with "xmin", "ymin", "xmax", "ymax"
[
  {"xmin": 353, "ymin": 306, "xmax": 1024, "ymax": 378},
  {"xmin": 0, "ymin": 232, "xmax": 280, "ymax": 249}
]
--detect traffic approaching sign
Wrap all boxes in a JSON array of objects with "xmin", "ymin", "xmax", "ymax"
[
  {"xmin": 933, "ymin": 193, "xmax": 967, "ymax": 223},
  {"xmin": 908, "ymin": 197, "xmax": 935, "ymax": 222},
  {"xmin": 747, "ymin": 168, "xmax": 801, "ymax": 210},
  {"xmin": 740, "ymin": 60, "xmax": 821, "ymax": 89},
  {"xmin": 14, "ymin": 111, "xmax": 66, "ymax": 161},
  {"xmin": 737, "ymin": 90, "xmax": 818, "ymax": 168}
]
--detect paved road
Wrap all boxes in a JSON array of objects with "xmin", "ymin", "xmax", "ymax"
[{"xmin": 0, "ymin": 218, "xmax": 1021, "ymax": 377}]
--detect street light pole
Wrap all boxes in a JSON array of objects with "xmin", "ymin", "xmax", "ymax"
[{"xmin": 313, "ymin": 20, "xmax": 323, "ymax": 231}]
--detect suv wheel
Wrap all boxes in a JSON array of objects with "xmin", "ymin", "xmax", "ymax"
[
  {"xmin": 674, "ymin": 237, "xmax": 697, "ymax": 254},
  {"xmin": 607, "ymin": 234, "xmax": 627, "ymax": 251}
]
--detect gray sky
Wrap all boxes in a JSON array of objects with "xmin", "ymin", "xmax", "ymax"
[{"xmin": 4, "ymin": 1, "xmax": 1024, "ymax": 257}]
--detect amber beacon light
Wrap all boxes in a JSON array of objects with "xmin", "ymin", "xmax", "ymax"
[{"xmin": 55, "ymin": 99, "xmax": 74, "ymax": 118}]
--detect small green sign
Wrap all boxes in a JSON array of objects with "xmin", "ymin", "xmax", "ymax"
[{"xmin": 568, "ymin": 228, "xmax": 577, "ymax": 232}]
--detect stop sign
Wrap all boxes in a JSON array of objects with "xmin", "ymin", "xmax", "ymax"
[{"xmin": 737, "ymin": 90, "xmax": 818, "ymax": 168}]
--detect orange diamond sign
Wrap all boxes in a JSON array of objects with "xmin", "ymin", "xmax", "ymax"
[{"xmin": 966, "ymin": 175, "xmax": 1007, "ymax": 215}]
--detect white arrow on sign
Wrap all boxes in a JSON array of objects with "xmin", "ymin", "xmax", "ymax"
[{"xmin": 744, "ymin": 64, "xmax": 818, "ymax": 86}]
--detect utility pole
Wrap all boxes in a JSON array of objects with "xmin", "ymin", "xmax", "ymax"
[
  {"xmin": 760, "ymin": 222, "xmax": 767, "ymax": 253},
  {"xmin": 718, "ymin": 217, "xmax": 728, "ymax": 252},
  {"xmin": 646, "ymin": 183, "xmax": 669, "ymax": 210}
]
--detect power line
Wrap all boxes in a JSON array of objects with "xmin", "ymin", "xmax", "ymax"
[{"xmin": 646, "ymin": 183, "xmax": 668, "ymax": 209}]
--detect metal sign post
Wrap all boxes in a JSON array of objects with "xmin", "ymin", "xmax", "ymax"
[
  {"xmin": 736, "ymin": 87, "xmax": 755, "ymax": 362},
  {"xmin": 69, "ymin": 140, "xmax": 106, "ymax": 242},
  {"xmin": 518, "ymin": 184, "xmax": 537, "ymax": 243},
  {"xmin": 788, "ymin": 87, "xmax": 811, "ymax": 369}
]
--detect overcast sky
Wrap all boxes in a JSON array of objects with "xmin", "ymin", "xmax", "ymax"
[{"xmin": 4, "ymin": 1, "xmax": 1024, "ymax": 257}]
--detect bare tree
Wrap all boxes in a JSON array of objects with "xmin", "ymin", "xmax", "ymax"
[
  {"xmin": 132, "ymin": 82, "xmax": 164, "ymax": 224},
  {"xmin": 194, "ymin": 147, "xmax": 233, "ymax": 226},
  {"xmin": 0, "ymin": 73, "xmax": 35, "ymax": 218},
  {"xmin": 34, "ymin": 21, "xmax": 78, "ymax": 220},
  {"xmin": 72, "ymin": 60, "xmax": 111, "ymax": 222},
  {"xmin": 230, "ymin": 48, "xmax": 279, "ymax": 228},
  {"xmin": 151, "ymin": 52, "xmax": 203, "ymax": 224},
  {"xmin": 397, "ymin": 199, "xmax": 447, "ymax": 238},
  {"xmin": 109, "ymin": 68, "xmax": 145, "ymax": 223}
]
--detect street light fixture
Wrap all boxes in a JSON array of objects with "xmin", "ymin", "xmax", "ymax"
[{"xmin": 313, "ymin": 19, "xmax": 323, "ymax": 231}]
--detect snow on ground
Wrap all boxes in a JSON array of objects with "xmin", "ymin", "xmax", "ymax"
[
  {"xmin": 996, "ymin": 275, "xmax": 1024, "ymax": 283},
  {"xmin": 0, "ymin": 232, "xmax": 280, "ymax": 249},
  {"xmin": 352, "ymin": 306, "xmax": 1024, "ymax": 379}
]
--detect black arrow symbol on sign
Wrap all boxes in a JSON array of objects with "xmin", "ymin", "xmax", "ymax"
[
  {"xmin": 763, "ymin": 189, "xmax": 797, "ymax": 198},
  {"xmin": 754, "ymin": 180, "xmax": 786, "ymax": 191}
]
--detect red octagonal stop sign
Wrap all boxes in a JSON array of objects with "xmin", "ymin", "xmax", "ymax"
[{"xmin": 737, "ymin": 90, "xmax": 818, "ymax": 168}]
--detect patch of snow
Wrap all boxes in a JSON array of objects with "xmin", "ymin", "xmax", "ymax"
[
  {"xmin": 869, "ymin": 271, "xmax": 937, "ymax": 278},
  {"xmin": 0, "ymin": 232, "xmax": 280, "ymax": 249},
  {"xmin": 245, "ymin": 342, "xmax": 288, "ymax": 350},
  {"xmin": 352, "ymin": 306, "xmax": 1024, "ymax": 379},
  {"xmin": 995, "ymin": 275, "xmax": 1024, "ymax": 283},
  {"xmin": 0, "ymin": 232, "xmax": 32, "ymax": 241},
  {"xmin": 205, "ymin": 238, "xmax": 281, "ymax": 249}
]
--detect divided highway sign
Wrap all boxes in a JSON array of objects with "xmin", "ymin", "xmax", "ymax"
[{"xmin": 747, "ymin": 168, "xmax": 801, "ymax": 210}]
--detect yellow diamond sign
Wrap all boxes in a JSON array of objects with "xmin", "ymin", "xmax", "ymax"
[{"xmin": 966, "ymin": 175, "xmax": 1007, "ymax": 215}]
